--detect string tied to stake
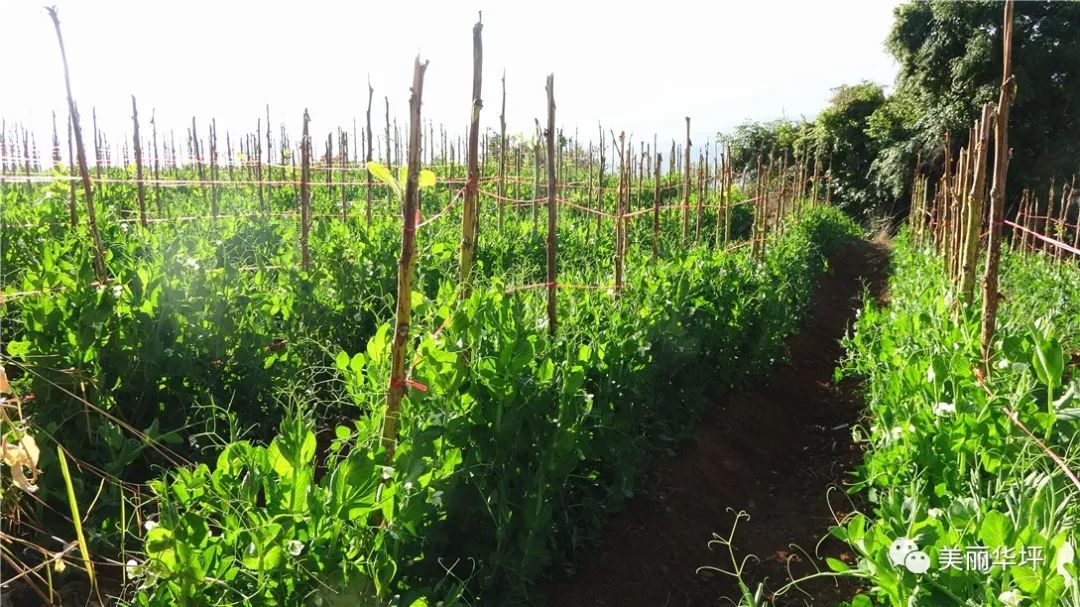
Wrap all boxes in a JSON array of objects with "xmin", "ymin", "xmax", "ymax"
[{"xmin": 389, "ymin": 378, "xmax": 428, "ymax": 392}]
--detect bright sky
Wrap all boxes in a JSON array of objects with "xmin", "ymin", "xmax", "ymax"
[{"xmin": 1, "ymin": 0, "xmax": 900, "ymax": 158}]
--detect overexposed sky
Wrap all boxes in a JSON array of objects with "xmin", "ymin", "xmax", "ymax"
[{"xmin": 1, "ymin": 0, "xmax": 900, "ymax": 158}]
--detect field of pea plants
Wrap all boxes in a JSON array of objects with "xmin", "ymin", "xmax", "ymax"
[
  {"xmin": 0, "ymin": 10, "xmax": 864, "ymax": 605},
  {"xmin": 3, "ymin": 3, "xmax": 1079, "ymax": 607}
]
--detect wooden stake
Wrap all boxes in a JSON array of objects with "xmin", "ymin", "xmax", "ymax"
[
  {"xmin": 131, "ymin": 96, "xmax": 148, "ymax": 227},
  {"xmin": 300, "ymin": 110, "xmax": 312, "ymax": 271},
  {"xmin": 66, "ymin": 113, "xmax": 78, "ymax": 226},
  {"xmin": 960, "ymin": 104, "xmax": 992, "ymax": 303},
  {"xmin": 459, "ymin": 17, "xmax": 483, "ymax": 299},
  {"xmin": 653, "ymin": 152, "xmax": 661, "ymax": 261},
  {"xmin": 150, "ymin": 109, "xmax": 161, "ymax": 216},
  {"xmin": 366, "ymin": 78, "xmax": 375, "ymax": 225},
  {"xmin": 683, "ymin": 117, "xmax": 691, "ymax": 241},
  {"xmin": 46, "ymin": 6, "xmax": 106, "ymax": 282},
  {"xmin": 210, "ymin": 119, "xmax": 219, "ymax": 220},
  {"xmin": 980, "ymin": 0, "xmax": 1015, "ymax": 364},
  {"xmin": 382, "ymin": 57, "xmax": 429, "ymax": 463},
  {"xmin": 498, "ymin": 70, "xmax": 507, "ymax": 230},
  {"xmin": 614, "ymin": 132, "xmax": 626, "ymax": 290},
  {"xmin": 545, "ymin": 74, "xmax": 558, "ymax": 334}
]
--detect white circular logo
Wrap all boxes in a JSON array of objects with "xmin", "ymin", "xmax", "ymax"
[
  {"xmin": 888, "ymin": 537, "xmax": 919, "ymax": 567},
  {"xmin": 904, "ymin": 550, "xmax": 931, "ymax": 574}
]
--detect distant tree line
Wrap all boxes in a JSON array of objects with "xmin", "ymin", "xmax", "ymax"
[{"xmin": 720, "ymin": 0, "xmax": 1080, "ymax": 222}]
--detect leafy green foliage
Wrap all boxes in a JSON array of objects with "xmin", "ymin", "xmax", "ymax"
[
  {"xmin": 833, "ymin": 233, "xmax": 1080, "ymax": 605},
  {"xmin": 126, "ymin": 206, "xmax": 856, "ymax": 605},
  {"xmin": 1, "ymin": 152, "xmax": 856, "ymax": 605}
]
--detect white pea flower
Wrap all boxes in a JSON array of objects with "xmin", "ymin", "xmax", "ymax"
[
  {"xmin": 932, "ymin": 402, "xmax": 956, "ymax": 416},
  {"xmin": 143, "ymin": 519, "xmax": 159, "ymax": 532},
  {"xmin": 927, "ymin": 508, "xmax": 943, "ymax": 519},
  {"xmin": 126, "ymin": 558, "xmax": 142, "ymax": 578},
  {"xmin": 111, "ymin": 285, "xmax": 123, "ymax": 298},
  {"xmin": 287, "ymin": 540, "xmax": 304, "ymax": 556},
  {"xmin": 998, "ymin": 591, "xmax": 1022, "ymax": 607}
]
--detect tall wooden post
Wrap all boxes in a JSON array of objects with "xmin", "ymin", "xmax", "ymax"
[
  {"xmin": 366, "ymin": 79, "xmax": 375, "ymax": 225},
  {"xmin": 980, "ymin": 0, "xmax": 1015, "ymax": 364},
  {"xmin": 653, "ymin": 152, "xmax": 661, "ymax": 261},
  {"xmin": 385, "ymin": 97, "xmax": 392, "ymax": 166},
  {"xmin": 498, "ymin": 70, "xmax": 507, "ymax": 230},
  {"xmin": 131, "ymin": 95, "xmax": 148, "ymax": 227},
  {"xmin": 960, "ymin": 105, "xmax": 992, "ymax": 303},
  {"xmin": 265, "ymin": 106, "xmax": 274, "ymax": 207},
  {"xmin": 459, "ymin": 17, "xmax": 483, "ymax": 299},
  {"xmin": 695, "ymin": 151, "xmax": 704, "ymax": 242},
  {"xmin": 226, "ymin": 131, "xmax": 234, "ymax": 180},
  {"xmin": 382, "ymin": 57, "xmax": 429, "ymax": 463},
  {"xmin": 682, "ymin": 117, "xmax": 691, "ymax": 241},
  {"xmin": 210, "ymin": 119, "xmax": 219, "ymax": 220},
  {"xmin": 150, "ymin": 109, "xmax": 161, "ymax": 216},
  {"xmin": 716, "ymin": 150, "xmax": 725, "ymax": 244},
  {"xmin": 545, "ymin": 75, "xmax": 558, "ymax": 335},
  {"xmin": 300, "ymin": 110, "xmax": 312, "ymax": 271},
  {"xmin": 596, "ymin": 125, "xmax": 605, "ymax": 235},
  {"xmin": 46, "ymin": 7, "xmax": 106, "ymax": 282},
  {"xmin": 340, "ymin": 130, "xmax": 348, "ymax": 220},
  {"xmin": 50, "ymin": 111, "xmax": 61, "ymax": 165},
  {"xmin": 614, "ymin": 132, "xmax": 626, "ymax": 290},
  {"xmin": 724, "ymin": 145, "xmax": 732, "ymax": 245},
  {"xmin": 66, "ymin": 114, "xmax": 78, "ymax": 226},
  {"xmin": 533, "ymin": 119, "xmax": 542, "ymax": 228}
]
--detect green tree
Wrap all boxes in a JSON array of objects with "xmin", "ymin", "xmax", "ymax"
[
  {"xmin": 885, "ymin": 0, "xmax": 1080, "ymax": 199},
  {"xmin": 809, "ymin": 82, "xmax": 888, "ymax": 219}
]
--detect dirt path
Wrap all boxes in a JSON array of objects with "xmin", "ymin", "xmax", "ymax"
[{"xmin": 544, "ymin": 238, "xmax": 890, "ymax": 606}]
